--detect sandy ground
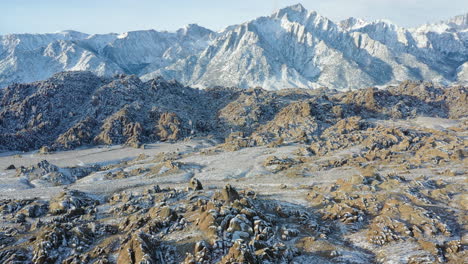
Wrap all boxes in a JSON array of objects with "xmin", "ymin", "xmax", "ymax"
[
  {"xmin": 1, "ymin": 117, "xmax": 460, "ymax": 201},
  {"xmin": 0, "ymin": 117, "xmax": 462, "ymax": 202},
  {"xmin": 0, "ymin": 137, "xmax": 338, "ymax": 206},
  {"xmin": 0, "ymin": 139, "xmax": 216, "ymax": 173}
]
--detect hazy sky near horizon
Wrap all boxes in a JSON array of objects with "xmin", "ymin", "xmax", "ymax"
[{"xmin": 1, "ymin": 0, "xmax": 467, "ymax": 34}]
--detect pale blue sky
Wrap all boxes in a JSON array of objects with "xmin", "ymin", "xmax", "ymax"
[{"xmin": 1, "ymin": 0, "xmax": 467, "ymax": 34}]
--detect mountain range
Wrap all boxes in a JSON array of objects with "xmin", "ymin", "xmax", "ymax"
[{"xmin": 1, "ymin": 4, "xmax": 467, "ymax": 90}]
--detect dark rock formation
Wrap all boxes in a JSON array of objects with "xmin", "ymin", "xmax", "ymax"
[{"xmin": 0, "ymin": 73, "xmax": 466, "ymax": 152}]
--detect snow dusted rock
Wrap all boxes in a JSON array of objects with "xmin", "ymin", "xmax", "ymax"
[
  {"xmin": 49, "ymin": 190, "xmax": 99, "ymax": 215},
  {"xmin": 55, "ymin": 116, "xmax": 98, "ymax": 149},
  {"xmin": 0, "ymin": 132, "xmax": 465, "ymax": 264},
  {"xmin": 188, "ymin": 177, "xmax": 203, "ymax": 191},
  {"xmin": 0, "ymin": 72, "xmax": 234, "ymax": 151},
  {"xmin": 117, "ymin": 232, "xmax": 176, "ymax": 264},
  {"xmin": 155, "ymin": 112, "xmax": 184, "ymax": 141},
  {"xmin": 145, "ymin": 5, "xmax": 467, "ymax": 90},
  {"xmin": 0, "ymin": 26, "xmax": 215, "ymax": 88},
  {"xmin": 456, "ymin": 62, "xmax": 468, "ymax": 85},
  {"xmin": 0, "ymin": 5, "xmax": 466, "ymax": 90},
  {"xmin": 16, "ymin": 160, "xmax": 74, "ymax": 186},
  {"xmin": 0, "ymin": 84, "xmax": 466, "ymax": 264},
  {"xmin": 93, "ymin": 106, "xmax": 144, "ymax": 146},
  {"xmin": 252, "ymin": 100, "xmax": 319, "ymax": 144},
  {"xmin": 216, "ymin": 184, "xmax": 241, "ymax": 203},
  {"xmin": 16, "ymin": 160, "xmax": 97, "ymax": 187}
]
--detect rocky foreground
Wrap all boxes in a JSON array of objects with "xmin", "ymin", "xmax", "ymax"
[{"xmin": 0, "ymin": 72, "xmax": 466, "ymax": 263}]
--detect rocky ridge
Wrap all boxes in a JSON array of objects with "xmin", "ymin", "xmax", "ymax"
[{"xmin": 0, "ymin": 71, "xmax": 466, "ymax": 152}]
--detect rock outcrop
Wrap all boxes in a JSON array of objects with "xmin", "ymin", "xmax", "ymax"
[{"xmin": 0, "ymin": 73, "xmax": 466, "ymax": 152}]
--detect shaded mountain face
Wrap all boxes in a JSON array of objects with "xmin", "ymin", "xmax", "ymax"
[
  {"xmin": 0, "ymin": 71, "xmax": 466, "ymax": 151},
  {"xmin": 0, "ymin": 4, "xmax": 467, "ymax": 90}
]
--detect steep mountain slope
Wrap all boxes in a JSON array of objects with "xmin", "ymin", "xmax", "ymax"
[
  {"xmin": 0, "ymin": 40, "xmax": 123, "ymax": 86},
  {"xmin": 0, "ymin": 4, "xmax": 466, "ymax": 90},
  {"xmin": 100, "ymin": 24, "xmax": 215, "ymax": 74},
  {"xmin": 144, "ymin": 4, "xmax": 467, "ymax": 89},
  {"xmin": 0, "ymin": 25, "xmax": 215, "ymax": 87},
  {"xmin": 145, "ymin": 5, "xmax": 383, "ymax": 89}
]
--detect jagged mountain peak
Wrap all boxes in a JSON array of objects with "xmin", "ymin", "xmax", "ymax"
[
  {"xmin": 273, "ymin": 3, "xmax": 309, "ymax": 21},
  {"xmin": 443, "ymin": 13, "xmax": 468, "ymax": 30},
  {"xmin": 450, "ymin": 13, "xmax": 468, "ymax": 26},
  {"xmin": 372, "ymin": 19, "xmax": 399, "ymax": 28},
  {"xmin": 435, "ymin": 13, "xmax": 468, "ymax": 29},
  {"xmin": 116, "ymin": 29, "xmax": 163, "ymax": 39},
  {"xmin": 413, "ymin": 13, "xmax": 468, "ymax": 33},
  {"xmin": 268, "ymin": 5, "xmax": 337, "ymax": 35},
  {"xmin": 178, "ymin": 24, "xmax": 213, "ymax": 36},
  {"xmin": 345, "ymin": 18, "xmax": 402, "ymax": 33},
  {"xmin": 338, "ymin": 17, "xmax": 369, "ymax": 30},
  {"xmin": 279, "ymin": 3, "xmax": 307, "ymax": 13},
  {"xmin": 56, "ymin": 30, "xmax": 89, "ymax": 39},
  {"xmin": 0, "ymin": 6, "xmax": 466, "ymax": 90},
  {"xmin": 0, "ymin": 30, "xmax": 90, "ymax": 54}
]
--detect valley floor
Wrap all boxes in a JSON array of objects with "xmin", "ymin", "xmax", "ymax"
[{"xmin": 0, "ymin": 117, "xmax": 466, "ymax": 263}]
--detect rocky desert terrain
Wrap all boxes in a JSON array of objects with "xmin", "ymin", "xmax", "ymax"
[{"xmin": 0, "ymin": 72, "xmax": 466, "ymax": 263}]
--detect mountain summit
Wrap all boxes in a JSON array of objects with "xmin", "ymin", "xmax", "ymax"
[{"xmin": 0, "ymin": 5, "xmax": 466, "ymax": 90}]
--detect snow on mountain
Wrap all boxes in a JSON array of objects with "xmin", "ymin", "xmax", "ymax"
[
  {"xmin": 0, "ymin": 25, "xmax": 215, "ymax": 87},
  {"xmin": 137, "ymin": 24, "xmax": 216, "ymax": 76},
  {"xmin": 457, "ymin": 62, "xmax": 468, "ymax": 84},
  {"xmin": 339, "ymin": 17, "xmax": 369, "ymax": 31},
  {"xmin": 0, "ymin": 30, "xmax": 88, "ymax": 59},
  {"xmin": 0, "ymin": 4, "xmax": 466, "ymax": 90},
  {"xmin": 142, "ymin": 4, "xmax": 467, "ymax": 90},
  {"xmin": 0, "ymin": 40, "xmax": 123, "ymax": 86}
]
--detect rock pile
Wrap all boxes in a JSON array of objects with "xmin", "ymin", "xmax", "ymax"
[
  {"xmin": 307, "ymin": 172, "xmax": 466, "ymax": 262},
  {"xmin": 0, "ymin": 180, "xmax": 347, "ymax": 263}
]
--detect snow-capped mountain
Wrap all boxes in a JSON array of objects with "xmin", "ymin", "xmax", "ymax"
[
  {"xmin": 0, "ymin": 4, "xmax": 466, "ymax": 90},
  {"xmin": 0, "ymin": 25, "xmax": 215, "ymax": 88}
]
